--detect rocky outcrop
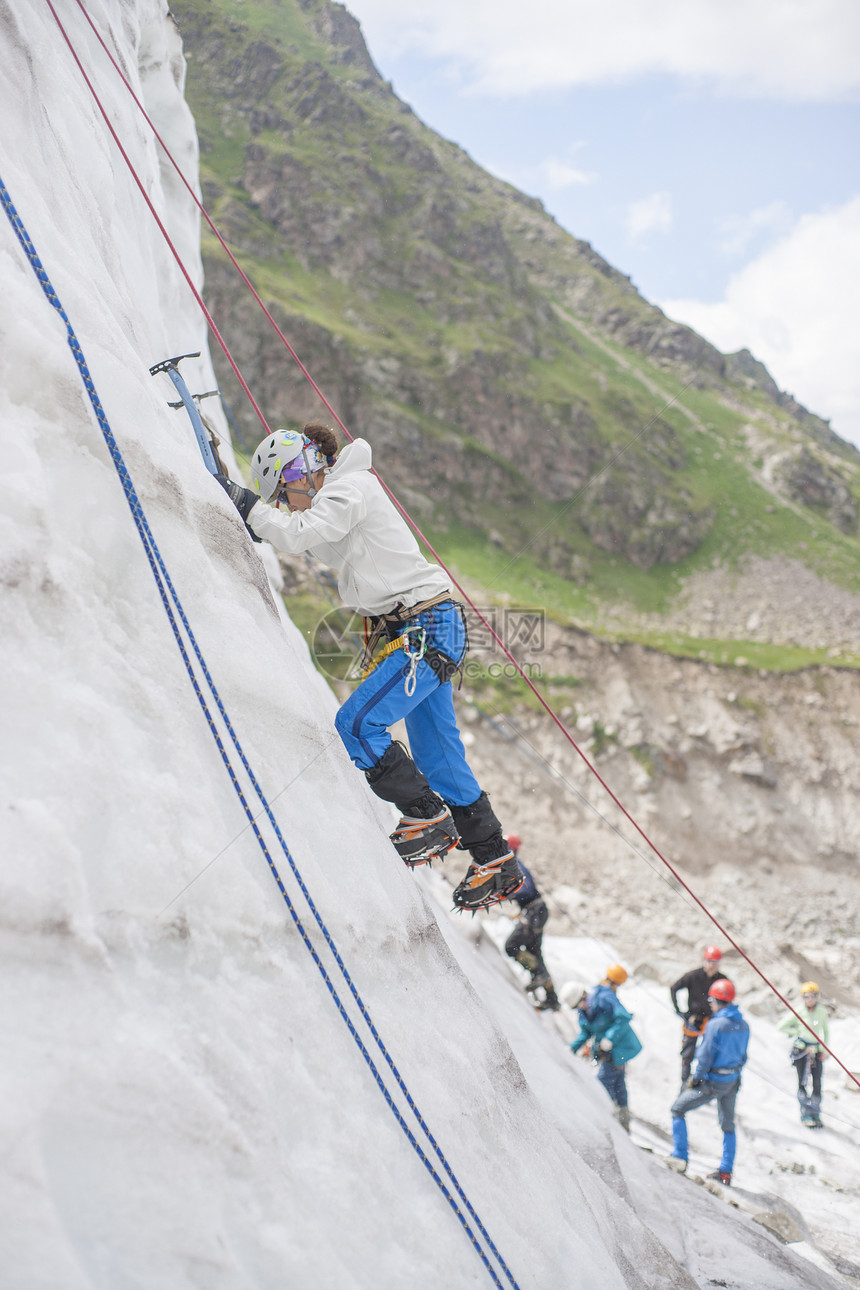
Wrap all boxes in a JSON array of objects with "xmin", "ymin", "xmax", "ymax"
[
  {"xmin": 579, "ymin": 468, "xmax": 713, "ymax": 567},
  {"xmin": 779, "ymin": 448, "xmax": 858, "ymax": 534},
  {"xmin": 726, "ymin": 349, "xmax": 857, "ymax": 460}
]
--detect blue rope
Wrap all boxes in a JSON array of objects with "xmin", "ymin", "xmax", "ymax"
[{"xmin": 0, "ymin": 173, "xmax": 519, "ymax": 1290}]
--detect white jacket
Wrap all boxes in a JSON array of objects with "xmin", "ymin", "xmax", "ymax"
[{"xmin": 247, "ymin": 438, "xmax": 451, "ymax": 616}]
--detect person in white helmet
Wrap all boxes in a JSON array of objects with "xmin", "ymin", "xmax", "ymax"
[
  {"xmin": 777, "ymin": 982, "xmax": 829, "ymax": 1128},
  {"xmin": 216, "ymin": 422, "xmax": 523, "ymax": 912}
]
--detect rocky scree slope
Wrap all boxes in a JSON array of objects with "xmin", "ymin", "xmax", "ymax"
[{"xmin": 455, "ymin": 623, "xmax": 860, "ymax": 1001}]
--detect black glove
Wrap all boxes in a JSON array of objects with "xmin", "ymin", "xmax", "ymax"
[
  {"xmin": 215, "ymin": 474, "xmax": 262, "ymax": 542},
  {"xmin": 215, "ymin": 473, "xmax": 259, "ymax": 523},
  {"xmin": 689, "ymin": 1078, "xmax": 703, "ymax": 1089}
]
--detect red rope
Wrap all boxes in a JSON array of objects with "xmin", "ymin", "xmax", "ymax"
[{"xmin": 54, "ymin": 0, "xmax": 858, "ymax": 1091}]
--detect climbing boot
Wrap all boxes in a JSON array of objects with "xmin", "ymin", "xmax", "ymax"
[
  {"xmin": 391, "ymin": 793, "xmax": 459, "ymax": 867},
  {"xmin": 452, "ymin": 841, "xmax": 523, "ymax": 911},
  {"xmin": 535, "ymin": 987, "xmax": 561, "ymax": 1012}
]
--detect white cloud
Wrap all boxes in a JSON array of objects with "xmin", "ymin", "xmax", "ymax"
[
  {"xmin": 541, "ymin": 158, "xmax": 597, "ymax": 190},
  {"xmin": 717, "ymin": 200, "xmax": 794, "ymax": 257},
  {"xmin": 626, "ymin": 192, "xmax": 673, "ymax": 240},
  {"xmin": 347, "ymin": 0, "xmax": 860, "ymax": 100},
  {"xmin": 662, "ymin": 196, "xmax": 860, "ymax": 445}
]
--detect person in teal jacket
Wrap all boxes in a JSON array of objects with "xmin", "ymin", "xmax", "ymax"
[
  {"xmin": 777, "ymin": 981, "xmax": 830, "ymax": 1128},
  {"xmin": 570, "ymin": 964, "xmax": 642, "ymax": 1131}
]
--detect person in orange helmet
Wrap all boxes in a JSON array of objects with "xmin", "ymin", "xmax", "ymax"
[
  {"xmin": 569, "ymin": 965, "xmax": 642, "ymax": 1131},
  {"xmin": 777, "ymin": 982, "xmax": 830, "ymax": 1128}
]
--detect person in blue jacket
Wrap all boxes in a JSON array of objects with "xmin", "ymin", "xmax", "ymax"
[
  {"xmin": 569, "ymin": 964, "xmax": 642, "ymax": 1131},
  {"xmin": 503, "ymin": 835, "xmax": 559, "ymax": 1010},
  {"xmin": 666, "ymin": 977, "xmax": 749, "ymax": 1185}
]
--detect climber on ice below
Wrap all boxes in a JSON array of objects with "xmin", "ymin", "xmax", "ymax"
[{"xmin": 216, "ymin": 423, "xmax": 523, "ymax": 911}]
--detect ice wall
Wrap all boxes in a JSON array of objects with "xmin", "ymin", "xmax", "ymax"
[{"xmin": 0, "ymin": 5, "xmax": 840, "ymax": 1289}]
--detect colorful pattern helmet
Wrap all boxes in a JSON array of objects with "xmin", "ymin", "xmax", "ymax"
[
  {"xmin": 251, "ymin": 430, "xmax": 327, "ymax": 501},
  {"xmin": 708, "ymin": 979, "xmax": 736, "ymax": 1003},
  {"xmin": 703, "ymin": 945, "xmax": 723, "ymax": 961},
  {"xmin": 605, "ymin": 964, "xmax": 628, "ymax": 985}
]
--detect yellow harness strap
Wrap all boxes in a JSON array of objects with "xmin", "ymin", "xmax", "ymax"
[{"xmin": 360, "ymin": 634, "xmax": 407, "ymax": 679}]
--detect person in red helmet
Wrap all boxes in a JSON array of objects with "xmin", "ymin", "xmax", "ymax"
[
  {"xmin": 666, "ymin": 978, "xmax": 749, "ymax": 1185},
  {"xmin": 502, "ymin": 836, "xmax": 559, "ymax": 1010},
  {"xmin": 670, "ymin": 946, "xmax": 728, "ymax": 1086}
]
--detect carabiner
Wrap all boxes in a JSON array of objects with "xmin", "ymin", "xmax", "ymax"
[{"xmin": 403, "ymin": 626, "xmax": 427, "ymax": 697}]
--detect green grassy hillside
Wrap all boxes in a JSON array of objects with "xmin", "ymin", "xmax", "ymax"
[{"xmin": 173, "ymin": 0, "xmax": 860, "ymax": 669}]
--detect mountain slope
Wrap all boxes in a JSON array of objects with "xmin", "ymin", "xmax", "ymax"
[{"xmin": 171, "ymin": 0, "xmax": 860, "ymax": 666}]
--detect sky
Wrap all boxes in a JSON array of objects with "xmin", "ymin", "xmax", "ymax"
[{"xmin": 343, "ymin": 0, "xmax": 860, "ymax": 446}]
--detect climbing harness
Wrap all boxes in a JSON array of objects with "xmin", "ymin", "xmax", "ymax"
[
  {"xmin": 48, "ymin": 0, "xmax": 860, "ymax": 1096},
  {"xmin": 358, "ymin": 624, "xmax": 426, "ymax": 695},
  {"xmin": 360, "ymin": 594, "xmax": 465, "ymax": 693},
  {"xmin": 360, "ymin": 633, "xmax": 406, "ymax": 679},
  {"xmin": 0, "ymin": 170, "xmax": 520, "ymax": 1290}
]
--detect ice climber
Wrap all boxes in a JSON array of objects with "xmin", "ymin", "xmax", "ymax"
[
  {"xmin": 569, "ymin": 964, "xmax": 642, "ymax": 1132},
  {"xmin": 502, "ymin": 837, "xmax": 560, "ymax": 1010},
  {"xmin": 666, "ymin": 978, "xmax": 749, "ymax": 1185},
  {"xmin": 216, "ymin": 423, "xmax": 524, "ymax": 911},
  {"xmin": 777, "ymin": 981, "xmax": 829, "ymax": 1129},
  {"xmin": 669, "ymin": 946, "xmax": 727, "ymax": 1086}
]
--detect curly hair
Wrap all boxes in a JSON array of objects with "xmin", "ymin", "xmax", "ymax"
[{"xmin": 302, "ymin": 420, "xmax": 339, "ymax": 464}]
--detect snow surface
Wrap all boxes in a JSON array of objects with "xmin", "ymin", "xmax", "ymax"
[{"xmin": 1, "ymin": 2, "xmax": 858, "ymax": 1287}]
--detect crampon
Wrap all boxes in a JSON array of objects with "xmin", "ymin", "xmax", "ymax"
[
  {"xmin": 391, "ymin": 806, "xmax": 459, "ymax": 868},
  {"xmin": 452, "ymin": 852, "xmax": 524, "ymax": 912}
]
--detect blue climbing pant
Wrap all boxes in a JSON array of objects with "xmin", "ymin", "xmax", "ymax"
[
  {"xmin": 671, "ymin": 1079, "xmax": 740, "ymax": 1170},
  {"xmin": 335, "ymin": 603, "xmax": 481, "ymax": 807},
  {"xmin": 597, "ymin": 1060, "xmax": 629, "ymax": 1109}
]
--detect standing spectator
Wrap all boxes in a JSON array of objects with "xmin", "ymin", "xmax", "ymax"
[
  {"xmin": 503, "ymin": 835, "xmax": 559, "ymax": 1011},
  {"xmin": 777, "ymin": 982, "xmax": 829, "ymax": 1129},
  {"xmin": 570, "ymin": 965, "xmax": 642, "ymax": 1132},
  {"xmin": 670, "ymin": 947, "xmax": 727, "ymax": 1084},
  {"xmin": 666, "ymin": 979, "xmax": 749, "ymax": 1185}
]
